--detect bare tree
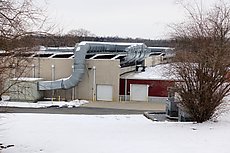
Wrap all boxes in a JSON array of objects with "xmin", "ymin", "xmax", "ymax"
[
  {"xmin": 171, "ymin": 1, "xmax": 230, "ymax": 122},
  {"xmin": 0, "ymin": 0, "xmax": 47, "ymax": 99}
]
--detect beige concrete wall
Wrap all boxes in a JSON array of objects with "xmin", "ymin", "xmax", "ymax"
[
  {"xmin": 33, "ymin": 58, "xmax": 74, "ymax": 80},
  {"xmin": 32, "ymin": 58, "xmax": 120, "ymax": 101},
  {"xmin": 76, "ymin": 60, "xmax": 120, "ymax": 101}
]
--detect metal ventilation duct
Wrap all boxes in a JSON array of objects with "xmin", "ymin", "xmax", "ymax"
[{"xmin": 38, "ymin": 41, "xmax": 150, "ymax": 91}]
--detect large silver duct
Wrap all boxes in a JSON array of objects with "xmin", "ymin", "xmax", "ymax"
[
  {"xmin": 38, "ymin": 41, "xmax": 150, "ymax": 91},
  {"xmin": 38, "ymin": 42, "xmax": 90, "ymax": 90},
  {"xmin": 121, "ymin": 44, "xmax": 150, "ymax": 65}
]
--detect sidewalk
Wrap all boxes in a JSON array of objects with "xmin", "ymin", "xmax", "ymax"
[{"xmin": 81, "ymin": 101, "xmax": 166, "ymax": 112}]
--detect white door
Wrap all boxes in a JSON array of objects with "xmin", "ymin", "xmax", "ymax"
[
  {"xmin": 96, "ymin": 84, "xmax": 113, "ymax": 101},
  {"xmin": 130, "ymin": 84, "xmax": 149, "ymax": 101}
]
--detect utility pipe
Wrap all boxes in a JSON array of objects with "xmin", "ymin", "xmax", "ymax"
[
  {"xmin": 51, "ymin": 65, "xmax": 55, "ymax": 98},
  {"xmin": 125, "ymin": 77, "xmax": 127, "ymax": 101},
  {"xmin": 72, "ymin": 65, "xmax": 75, "ymax": 100},
  {"xmin": 32, "ymin": 64, "xmax": 35, "ymax": 78},
  {"xmin": 92, "ymin": 66, "xmax": 96, "ymax": 101}
]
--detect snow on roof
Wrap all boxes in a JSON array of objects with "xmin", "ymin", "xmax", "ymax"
[
  {"xmin": 121, "ymin": 64, "xmax": 176, "ymax": 81},
  {"xmin": 79, "ymin": 41, "xmax": 143, "ymax": 46},
  {"xmin": 45, "ymin": 47, "xmax": 74, "ymax": 50},
  {"xmin": 148, "ymin": 47, "xmax": 173, "ymax": 50}
]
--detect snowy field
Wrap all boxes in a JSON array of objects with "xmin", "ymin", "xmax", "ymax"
[{"xmin": 0, "ymin": 112, "xmax": 230, "ymax": 153}]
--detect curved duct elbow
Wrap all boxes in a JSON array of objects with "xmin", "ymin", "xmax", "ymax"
[
  {"xmin": 121, "ymin": 44, "xmax": 149, "ymax": 65},
  {"xmin": 38, "ymin": 43, "xmax": 90, "ymax": 90}
]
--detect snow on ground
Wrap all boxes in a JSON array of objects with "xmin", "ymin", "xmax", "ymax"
[
  {"xmin": 0, "ymin": 99, "xmax": 88, "ymax": 108},
  {"xmin": 0, "ymin": 112, "xmax": 230, "ymax": 153}
]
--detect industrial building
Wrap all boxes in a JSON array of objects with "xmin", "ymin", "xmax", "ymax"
[{"xmin": 8, "ymin": 41, "xmax": 174, "ymax": 102}]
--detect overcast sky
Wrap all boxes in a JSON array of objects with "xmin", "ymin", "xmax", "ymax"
[{"xmin": 37, "ymin": 0, "xmax": 224, "ymax": 39}]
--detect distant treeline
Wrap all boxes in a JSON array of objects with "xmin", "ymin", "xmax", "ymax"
[{"xmin": 24, "ymin": 35, "xmax": 172, "ymax": 47}]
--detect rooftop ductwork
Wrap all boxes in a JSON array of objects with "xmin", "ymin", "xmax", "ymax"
[
  {"xmin": 121, "ymin": 44, "xmax": 150, "ymax": 66},
  {"xmin": 38, "ymin": 41, "xmax": 150, "ymax": 91}
]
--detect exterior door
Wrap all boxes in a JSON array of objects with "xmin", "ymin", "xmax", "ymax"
[
  {"xmin": 130, "ymin": 84, "xmax": 148, "ymax": 101},
  {"xmin": 96, "ymin": 84, "xmax": 113, "ymax": 101}
]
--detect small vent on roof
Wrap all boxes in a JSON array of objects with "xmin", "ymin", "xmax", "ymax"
[
  {"xmin": 52, "ymin": 54, "xmax": 74, "ymax": 58},
  {"xmin": 34, "ymin": 54, "xmax": 53, "ymax": 58},
  {"xmin": 85, "ymin": 54, "xmax": 96, "ymax": 59},
  {"xmin": 93, "ymin": 54, "xmax": 116, "ymax": 59},
  {"xmin": 150, "ymin": 52, "xmax": 162, "ymax": 56},
  {"xmin": 115, "ymin": 55, "xmax": 126, "ymax": 59}
]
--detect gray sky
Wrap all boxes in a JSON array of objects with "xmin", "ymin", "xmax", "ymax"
[{"xmin": 37, "ymin": 0, "xmax": 222, "ymax": 39}]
